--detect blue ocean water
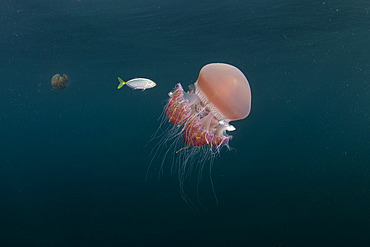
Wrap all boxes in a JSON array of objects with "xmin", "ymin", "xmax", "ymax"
[{"xmin": 0, "ymin": 0, "xmax": 369, "ymax": 246}]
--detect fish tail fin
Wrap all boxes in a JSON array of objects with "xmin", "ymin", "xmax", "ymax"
[{"xmin": 117, "ymin": 77, "xmax": 127, "ymax": 89}]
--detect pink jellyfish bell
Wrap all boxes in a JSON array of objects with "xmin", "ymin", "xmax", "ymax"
[{"xmin": 166, "ymin": 63, "xmax": 251, "ymax": 148}]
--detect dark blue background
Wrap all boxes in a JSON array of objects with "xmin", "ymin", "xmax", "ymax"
[{"xmin": 0, "ymin": 0, "xmax": 369, "ymax": 246}]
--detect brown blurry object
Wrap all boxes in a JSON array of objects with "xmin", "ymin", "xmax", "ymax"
[{"xmin": 51, "ymin": 74, "xmax": 68, "ymax": 90}]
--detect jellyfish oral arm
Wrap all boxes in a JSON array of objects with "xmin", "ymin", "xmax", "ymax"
[{"xmin": 219, "ymin": 120, "xmax": 235, "ymax": 131}]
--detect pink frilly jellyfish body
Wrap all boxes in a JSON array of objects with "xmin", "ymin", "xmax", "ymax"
[
  {"xmin": 166, "ymin": 63, "xmax": 251, "ymax": 148},
  {"xmin": 151, "ymin": 63, "xmax": 251, "ymax": 209}
]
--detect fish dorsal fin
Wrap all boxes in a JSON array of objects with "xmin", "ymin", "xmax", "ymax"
[{"xmin": 117, "ymin": 77, "xmax": 127, "ymax": 89}]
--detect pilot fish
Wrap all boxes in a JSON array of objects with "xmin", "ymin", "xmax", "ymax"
[{"xmin": 117, "ymin": 77, "xmax": 156, "ymax": 90}]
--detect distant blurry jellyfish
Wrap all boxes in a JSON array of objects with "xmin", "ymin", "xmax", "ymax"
[
  {"xmin": 151, "ymin": 63, "xmax": 251, "ymax": 209},
  {"xmin": 51, "ymin": 74, "xmax": 68, "ymax": 90}
]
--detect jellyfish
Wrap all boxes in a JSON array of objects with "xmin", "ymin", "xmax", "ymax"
[
  {"xmin": 166, "ymin": 63, "xmax": 251, "ymax": 148},
  {"xmin": 151, "ymin": 63, "xmax": 251, "ymax": 209},
  {"xmin": 51, "ymin": 74, "xmax": 68, "ymax": 90}
]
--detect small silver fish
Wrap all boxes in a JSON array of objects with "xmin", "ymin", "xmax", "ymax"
[{"xmin": 117, "ymin": 77, "xmax": 156, "ymax": 90}]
